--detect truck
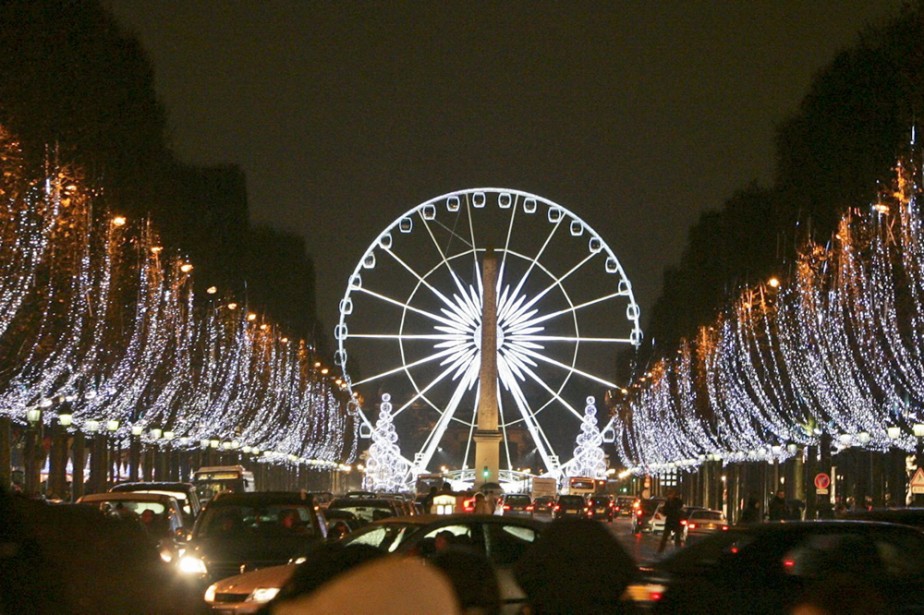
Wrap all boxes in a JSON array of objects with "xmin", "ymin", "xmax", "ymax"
[{"xmin": 530, "ymin": 476, "xmax": 558, "ymax": 500}]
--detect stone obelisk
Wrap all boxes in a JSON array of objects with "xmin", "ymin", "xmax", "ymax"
[{"xmin": 473, "ymin": 248, "xmax": 502, "ymax": 489}]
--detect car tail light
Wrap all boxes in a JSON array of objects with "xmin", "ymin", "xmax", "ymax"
[
  {"xmin": 783, "ymin": 559, "xmax": 795, "ymax": 569},
  {"xmin": 687, "ymin": 523, "xmax": 697, "ymax": 530},
  {"xmin": 503, "ymin": 505, "xmax": 511, "ymax": 511},
  {"xmin": 463, "ymin": 498, "xmax": 475, "ymax": 512},
  {"xmin": 680, "ymin": 520, "xmax": 687, "ymax": 526},
  {"xmin": 635, "ymin": 509, "xmax": 643, "ymax": 516},
  {"xmin": 721, "ymin": 525, "xmax": 729, "ymax": 531},
  {"xmin": 526, "ymin": 505, "xmax": 534, "ymax": 511},
  {"xmin": 553, "ymin": 505, "xmax": 560, "ymax": 511}
]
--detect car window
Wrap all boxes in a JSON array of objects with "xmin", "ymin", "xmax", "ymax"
[
  {"xmin": 422, "ymin": 524, "xmax": 473, "ymax": 541},
  {"xmin": 781, "ymin": 533, "xmax": 883, "ymax": 578},
  {"xmin": 506, "ymin": 495, "xmax": 531, "ymax": 506},
  {"xmin": 691, "ymin": 511, "xmax": 724, "ymax": 521},
  {"xmin": 197, "ymin": 503, "xmax": 317, "ymax": 538},
  {"xmin": 486, "ymin": 523, "xmax": 539, "ymax": 565},
  {"xmin": 345, "ymin": 524, "xmax": 414, "ymax": 552},
  {"xmin": 558, "ymin": 496, "xmax": 584, "ymax": 506}
]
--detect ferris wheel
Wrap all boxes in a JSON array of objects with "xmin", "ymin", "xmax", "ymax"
[{"xmin": 335, "ymin": 188, "xmax": 641, "ymax": 481}]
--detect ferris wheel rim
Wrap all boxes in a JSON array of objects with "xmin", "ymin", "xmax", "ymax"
[{"xmin": 336, "ymin": 188, "xmax": 642, "ymax": 478}]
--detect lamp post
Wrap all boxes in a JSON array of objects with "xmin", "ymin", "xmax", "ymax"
[
  {"xmin": 914, "ymin": 423, "xmax": 924, "ymax": 506},
  {"xmin": 887, "ymin": 426, "xmax": 903, "ymax": 506},
  {"xmin": 130, "ymin": 424, "xmax": 143, "ymax": 482},
  {"xmin": 163, "ymin": 430, "xmax": 175, "ymax": 480},
  {"xmin": 85, "ymin": 419, "xmax": 101, "ymax": 494},
  {"xmin": 49, "ymin": 401, "xmax": 73, "ymax": 500},
  {"xmin": 107, "ymin": 419, "xmax": 120, "ymax": 488},
  {"xmin": 150, "ymin": 427, "xmax": 163, "ymax": 480}
]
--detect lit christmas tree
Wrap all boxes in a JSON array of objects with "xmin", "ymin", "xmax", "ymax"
[
  {"xmin": 566, "ymin": 397, "xmax": 608, "ymax": 478},
  {"xmin": 363, "ymin": 394, "xmax": 409, "ymax": 491}
]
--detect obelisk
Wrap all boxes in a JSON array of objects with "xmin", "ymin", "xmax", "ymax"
[{"xmin": 473, "ymin": 248, "xmax": 502, "ymax": 489}]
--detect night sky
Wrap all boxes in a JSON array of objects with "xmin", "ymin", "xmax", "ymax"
[{"xmin": 108, "ymin": 1, "xmax": 897, "ymax": 336}]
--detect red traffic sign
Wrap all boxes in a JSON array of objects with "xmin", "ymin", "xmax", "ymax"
[
  {"xmin": 912, "ymin": 467, "xmax": 924, "ymax": 495},
  {"xmin": 814, "ymin": 473, "xmax": 830, "ymax": 490}
]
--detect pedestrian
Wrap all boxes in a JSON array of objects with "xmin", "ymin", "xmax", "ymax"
[
  {"xmin": 739, "ymin": 495, "xmax": 760, "ymax": 524},
  {"xmin": 657, "ymin": 489, "xmax": 684, "ymax": 553},
  {"xmin": 768, "ymin": 490, "xmax": 787, "ymax": 521},
  {"xmin": 422, "ymin": 485, "xmax": 438, "ymax": 514},
  {"xmin": 472, "ymin": 492, "xmax": 492, "ymax": 514}
]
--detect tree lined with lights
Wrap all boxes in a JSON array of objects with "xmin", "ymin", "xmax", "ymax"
[
  {"xmin": 0, "ymin": 129, "xmax": 354, "ymax": 467},
  {"xmin": 363, "ymin": 394, "xmax": 409, "ymax": 491},
  {"xmin": 619, "ymin": 151, "xmax": 924, "ymax": 472}
]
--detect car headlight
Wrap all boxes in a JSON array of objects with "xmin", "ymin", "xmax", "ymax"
[
  {"xmin": 178, "ymin": 555, "xmax": 208, "ymax": 575},
  {"xmin": 248, "ymin": 587, "xmax": 280, "ymax": 603},
  {"xmin": 204, "ymin": 584, "xmax": 217, "ymax": 603}
]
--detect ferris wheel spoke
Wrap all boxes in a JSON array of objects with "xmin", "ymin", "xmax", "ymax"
[
  {"xmin": 415, "ymin": 363, "xmax": 478, "ymax": 474},
  {"xmin": 501, "ymin": 352, "xmax": 584, "ymax": 421},
  {"xmin": 522, "ymin": 291, "xmax": 628, "ymax": 328},
  {"xmin": 510, "ymin": 334, "xmax": 635, "ymax": 344},
  {"xmin": 348, "ymin": 333, "xmax": 467, "ymax": 342},
  {"xmin": 350, "ymin": 346, "xmax": 459, "ymax": 387},
  {"xmin": 512, "ymin": 252, "xmax": 597, "ymax": 318},
  {"xmin": 503, "ymin": 365, "xmax": 562, "ymax": 475},
  {"xmin": 420, "ymin": 217, "xmax": 480, "ymax": 309},
  {"xmin": 515, "ymin": 345, "xmax": 620, "ymax": 389},
  {"xmin": 352, "ymin": 286, "xmax": 460, "ymax": 328},
  {"xmin": 501, "ymin": 217, "xmax": 564, "ymax": 322},
  {"xmin": 392, "ymin": 347, "xmax": 477, "ymax": 419},
  {"xmin": 496, "ymin": 197, "xmax": 518, "ymax": 296},
  {"xmin": 381, "ymin": 246, "xmax": 471, "ymax": 321}
]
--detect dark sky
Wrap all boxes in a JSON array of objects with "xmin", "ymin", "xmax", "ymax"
[{"xmin": 108, "ymin": 1, "xmax": 897, "ymax": 336}]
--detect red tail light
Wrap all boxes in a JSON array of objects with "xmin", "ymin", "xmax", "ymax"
[
  {"xmin": 680, "ymin": 520, "xmax": 688, "ymax": 526},
  {"xmin": 553, "ymin": 505, "xmax": 560, "ymax": 511},
  {"xmin": 526, "ymin": 505, "xmax": 534, "ymax": 511},
  {"xmin": 503, "ymin": 505, "xmax": 511, "ymax": 510},
  {"xmin": 688, "ymin": 523, "xmax": 697, "ymax": 530}
]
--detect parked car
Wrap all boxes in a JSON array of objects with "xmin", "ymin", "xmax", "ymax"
[
  {"xmin": 586, "ymin": 494, "xmax": 616, "ymax": 521},
  {"xmin": 495, "ymin": 493, "xmax": 533, "ymax": 518},
  {"xmin": 76, "ymin": 491, "xmax": 189, "ymax": 563},
  {"xmin": 555, "ymin": 494, "xmax": 587, "ymax": 519},
  {"xmin": 203, "ymin": 514, "xmax": 545, "ymax": 613},
  {"xmin": 177, "ymin": 491, "xmax": 327, "ymax": 586},
  {"xmin": 625, "ymin": 520, "xmax": 924, "ymax": 613},
  {"xmin": 110, "ymin": 481, "xmax": 202, "ymax": 525},
  {"xmin": 631, "ymin": 497, "xmax": 665, "ymax": 533}
]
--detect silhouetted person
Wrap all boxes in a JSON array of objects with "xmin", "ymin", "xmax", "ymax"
[
  {"xmin": 658, "ymin": 489, "xmax": 684, "ymax": 553},
  {"xmin": 739, "ymin": 495, "xmax": 760, "ymax": 524},
  {"xmin": 432, "ymin": 546, "xmax": 500, "ymax": 615}
]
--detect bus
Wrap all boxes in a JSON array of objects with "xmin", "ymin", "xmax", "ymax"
[
  {"xmin": 193, "ymin": 465, "xmax": 255, "ymax": 504},
  {"xmin": 566, "ymin": 476, "xmax": 605, "ymax": 496}
]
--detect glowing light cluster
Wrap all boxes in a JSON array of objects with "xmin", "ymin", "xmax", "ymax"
[
  {"xmin": 363, "ymin": 394, "xmax": 410, "ymax": 491},
  {"xmin": 618, "ymin": 149, "xmax": 924, "ymax": 471},
  {"xmin": 563, "ymin": 397, "xmax": 608, "ymax": 478},
  {"xmin": 0, "ymin": 129, "xmax": 352, "ymax": 465}
]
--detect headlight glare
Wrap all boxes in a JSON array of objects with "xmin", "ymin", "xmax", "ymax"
[
  {"xmin": 178, "ymin": 555, "xmax": 208, "ymax": 575},
  {"xmin": 249, "ymin": 587, "xmax": 280, "ymax": 603}
]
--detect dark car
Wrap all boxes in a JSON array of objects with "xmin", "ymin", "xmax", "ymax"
[
  {"xmin": 177, "ymin": 491, "xmax": 327, "ymax": 585},
  {"xmin": 631, "ymin": 497, "xmax": 665, "ymax": 533},
  {"xmin": 843, "ymin": 507, "xmax": 924, "ymax": 529},
  {"xmin": 554, "ymin": 495, "xmax": 587, "ymax": 519},
  {"xmin": 531, "ymin": 495, "xmax": 557, "ymax": 518},
  {"xmin": 614, "ymin": 495, "xmax": 635, "ymax": 517},
  {"xmin": 496, "ymin": 493, "xmax": 533, "ymax": 518},
  {"xmin": 625, "ymin": 521, "xmax": 924, "ymax": 613},
  {"xmin": 110, "ymin": 481, "xmax": 202, "ymax": 525},
  {"xmin": 587, "ymin": 495, "xmax": 616, "ymax": 522},
  {"xmin": 326, "ymin": 493, "xmax": 407, "ymax": 524}
]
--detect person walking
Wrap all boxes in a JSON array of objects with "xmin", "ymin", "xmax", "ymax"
[
  {"xmin": 658, "ymin": 490, "xmax": 684, "ymax": 553},
  {"xmin": 739, "ymin": 495, "xmax": 761, "ymax": 524}
]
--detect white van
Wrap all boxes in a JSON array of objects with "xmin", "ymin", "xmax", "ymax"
[{"xmin": 193, "ymin": 465, "xmax": 256, "ymax": 504}]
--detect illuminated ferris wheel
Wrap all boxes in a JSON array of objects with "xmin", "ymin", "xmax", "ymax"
[{"xmin": 335, "ymin": 188, "xmax": 642, "ymax": 481}]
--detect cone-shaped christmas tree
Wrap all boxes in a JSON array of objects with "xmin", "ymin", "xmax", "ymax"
[
  {"xmin": 566, "ymin": 397, "xmax": 607, "ymax": 478},
  {"xmin": 363, "ymin": 393, "xmax": 409, "ymax": 492}
]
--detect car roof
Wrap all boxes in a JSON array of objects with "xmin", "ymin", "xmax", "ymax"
[
  {"xmin": 78, "ymin": 492, "xmax": 180, "ymax": 504},
  {"xmin": 208, "ymin": 491, "xmax": 314, "ymax": 505},
  {"xmin": 111, "ymin": 481, "xmax": 195, "ymax": 490}
]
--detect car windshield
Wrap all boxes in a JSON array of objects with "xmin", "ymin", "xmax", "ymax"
[
  {"xmin": 90, "ymin": 499, "xmax": 169, "ymax": 519},
  {"xmin": 690, "ymin": 510, "xmax": 724, "ymax": 521},
  {"xmin": 119, "ymin": 490, "xmax": 192, "ymax": 517},
  {"xmin": 197, "ymin": 503, "xmax": 316, "ymax": 538}
]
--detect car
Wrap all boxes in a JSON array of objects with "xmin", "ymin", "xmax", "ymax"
[
  {"xmin": 554, "ymin": 494, "xmax": 587, "ymax": 519},
  {"xmin": 203, "ymin": 514, "xmax": 546, "ymax": 613},
  {"xmin": 326, "ymin": 493, "xmax": 408, "ymax": 524},
  {"xmin": 495, "ymin": 493, "xmax": 533, "ymax": 517},
  {"xmin": 110, "ymin": 481, "xmax": 202, "ymax": 525},
  {"xmin": 177, "ymin": 491, "xmax": 327, "ymax": 586},
  {"xmin": 76, "ymin": 491, "xmax": 189, "ymax": 563},
  {"xmin": 586, "ymin": 494, "xmax": 616, "ymax": 522},
  {"xmin": 614, "ymin": 495, "xmax": 635, "ymax": 517},
  {"xmin": 650, "ymin": 503, "xmax": 704, "ymax": 536},
  {"xmin": 680, "ymin": 507, "xmax": 728, "ymax": 542},
  {"xmin": 631, "ymin": 497, "xmax": 665, "ymax": 533},
  {"xmin": 624, "ymin": 521, "xmax": 924, "ymax": 613},
  {"xmin": 531, "ymin": 495, "xmax": 557, "ymax": 519},
  {"xmin": 842, "ymin": 506, "xmax": 924, "ymax": 529}
]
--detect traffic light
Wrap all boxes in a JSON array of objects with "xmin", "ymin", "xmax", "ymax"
[{"xmin": 482, "ymin": 466, "xmax": 489, "ymax": 480}]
